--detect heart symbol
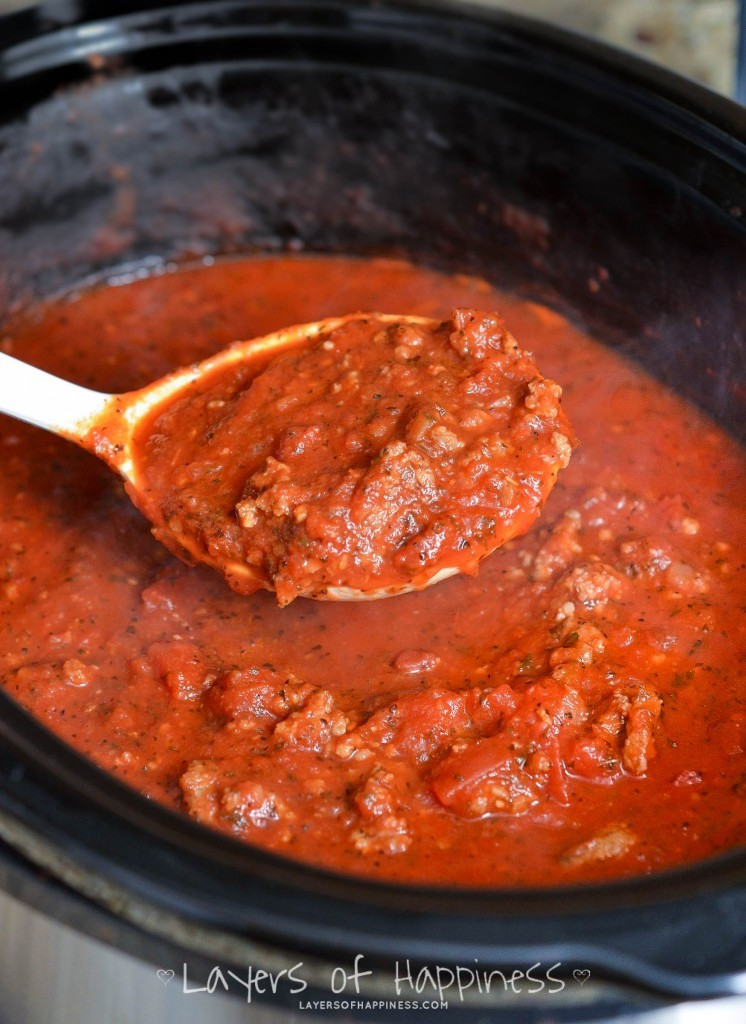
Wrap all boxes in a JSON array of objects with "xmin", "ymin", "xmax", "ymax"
[
  {"xmin": 157, "ymin": 969, "xmax": 175, "ymax": 986},
  {"xmin": 573, "ymin": 969, "xmax": 591, "ymax": 986}
]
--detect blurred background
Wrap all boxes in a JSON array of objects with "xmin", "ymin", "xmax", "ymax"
[
  {"xmin": 477, "ymin": 0, "xmax": 738, "ymax": 95},
  {"xmin": 0, "ymin": 0, "xmax": 740, "ymax": 97}
]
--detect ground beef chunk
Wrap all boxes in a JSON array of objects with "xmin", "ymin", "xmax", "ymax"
[{"xmin": 560, "ymin": 824, "xmax": 637, "ymax": 866}]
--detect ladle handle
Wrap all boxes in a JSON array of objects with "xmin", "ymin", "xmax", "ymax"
[{"xmin": 0, "ymin": 352, "xmax": 112, "ymax": 438}]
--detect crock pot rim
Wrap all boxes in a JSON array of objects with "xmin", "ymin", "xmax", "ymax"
[{"xmin": 0, "ymin": 0, "xmax": 744, "ymax": 150}]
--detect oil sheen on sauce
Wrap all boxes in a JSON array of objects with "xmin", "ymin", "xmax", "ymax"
[{"xmin": 0, "ymin": 255, "xmax": 744, "ymax": 887}]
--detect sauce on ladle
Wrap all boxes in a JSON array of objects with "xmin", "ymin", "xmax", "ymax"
[{"xmin": 0, "ymin": 308, "xmax": 574, "ymax": 603}]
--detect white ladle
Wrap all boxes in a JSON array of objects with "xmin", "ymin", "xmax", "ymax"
[{"xmin": 0, "ymin": 314, "xmax": 460, "ymax": 601}]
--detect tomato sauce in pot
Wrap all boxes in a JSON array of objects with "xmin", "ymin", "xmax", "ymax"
[{"xmin": 0, "ymin": 255, "xmax": 744, "ymax": 887}]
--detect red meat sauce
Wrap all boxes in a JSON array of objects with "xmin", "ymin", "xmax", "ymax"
[
  {"xmin": 133, "ymin": 310, "xmax": 574, "ymax": 604},
  {"xmin": 0, "ymin": 255, "xmax": 744, "ymax": 887}
]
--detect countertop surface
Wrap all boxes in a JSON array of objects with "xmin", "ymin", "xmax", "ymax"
[{"xmin": 475, "ymin": 0, "xmax": 738, "ymax": 95}]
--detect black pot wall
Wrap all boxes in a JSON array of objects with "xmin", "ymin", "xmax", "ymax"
[{"xmin": 0, "ymin": 1, "xmax": 745, "ymax": 1017}]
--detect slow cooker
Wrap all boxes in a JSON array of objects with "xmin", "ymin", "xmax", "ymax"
[{"xmin": 0, "ymin": 2, "xmax": 744, "ymax": 1021}]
